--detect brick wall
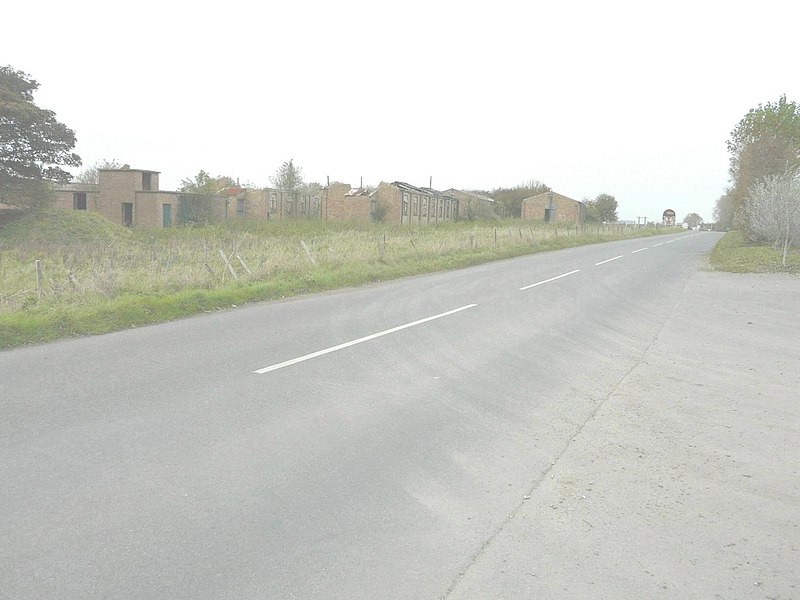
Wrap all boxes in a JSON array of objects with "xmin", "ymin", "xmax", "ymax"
[
  {"xmin": 98, "ymin": 170, "xmax": 145, "ymax": 224},
  {"xmin": 135, "ymin": 192, "xmax": 181, "ymax": 228},
  {"xmin": 373, "ymin": 183, "xmax": 459, "ymax": 225},
  {"xmin": 376, "ymin": 182, "xmax": 403, "ymax": 225},
  {"xmin": 521, "ymin": 192, "xmax": 585, "ymax": 224},
  {"xmin": 323, "ymin": 183, "xmax": 374, "ymax": 222},
  {"xmin": 323, "ymin": 183, "xmax": 351, "ymax": 221},
  {"xmin": 53, "ymin": 189, "xmax": 100, "ymax": 211}
]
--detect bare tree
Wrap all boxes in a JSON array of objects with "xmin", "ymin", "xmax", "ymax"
[{"xmin": 743, "ymin": 171, "xmax": 800, "ymax": 266}]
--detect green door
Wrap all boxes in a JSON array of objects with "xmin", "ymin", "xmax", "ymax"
[{"xmin": 162, "ymin": 204, "xmax": 172, "ymax": 228}]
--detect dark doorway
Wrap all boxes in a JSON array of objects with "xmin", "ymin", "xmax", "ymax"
[
  {"xmin": 74, "ymin": 192, "xmax": 87, "ymax": 210},
  {"xmin": 122, "ymin": 203, "xmax": 133, "ymax": 227}
]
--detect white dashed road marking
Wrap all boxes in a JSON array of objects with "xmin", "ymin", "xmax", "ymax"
[
  {"xmin": 519, "ymin": 269, "xmax": 581, "ymax": 291},
  {"xmin": 595, "ymin": 255, "xmax": 624, "ymax": 266},
  {"xmin": 255, "ymin": 304, "xmax": 478, "ymax": 374}
]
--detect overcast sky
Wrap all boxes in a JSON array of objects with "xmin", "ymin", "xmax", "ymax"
[{"xmin": 3, "ymin": 0, "xmax": 798, "ymax": 222}]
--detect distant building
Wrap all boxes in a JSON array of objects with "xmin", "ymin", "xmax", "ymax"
[
  {"xmin": 222, "ymin": 187, "xmax": 321, "ymax": 221},
  {"xmin": 322, "ymin": 181, "xmax": 460, "ymax": 225},
  {"xmin": 521, "ymin": 191, "xmax": 586, "ymax": 224},
  {"xmin": 377, "ymin": 182, "xmax": 459, "ymax": 225},
  {"xmin": 51, "ymin": 169, "xmax": 457, "ymax": 228},
  {"xmin": 54, "ymin": 168, "xmax": 196, "ymax": 228},
  {"xmin": 54, "ymin": 167, "xmax": 327, "ymax": 228}
]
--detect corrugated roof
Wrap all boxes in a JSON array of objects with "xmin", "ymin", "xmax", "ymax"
[{"xmin": 391, "ymin": 182, "xmax": 454, "ymax": 198}]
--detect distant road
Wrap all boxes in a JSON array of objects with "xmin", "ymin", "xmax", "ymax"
[{"xmin": 4, "ymin": 232, "xmax": 759, "ymax": 599}]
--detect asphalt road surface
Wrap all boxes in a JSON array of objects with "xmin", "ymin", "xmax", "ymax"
[{"xmin": 3, "ymin": 231, "xmax": 798, "ymax": 599}]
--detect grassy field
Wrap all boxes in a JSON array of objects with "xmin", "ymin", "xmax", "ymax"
[
  {"xmin": 1, "ymin": 209, "xmax": 680, "ymax": 348},
  {"xmin": 709, "ymin": 230, "xmax": 800, "ymax": 274}
]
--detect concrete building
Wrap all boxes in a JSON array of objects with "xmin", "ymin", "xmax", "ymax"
[{"xmin": 521, "ymin": 191, "xmax": 586, "ymax": 224}]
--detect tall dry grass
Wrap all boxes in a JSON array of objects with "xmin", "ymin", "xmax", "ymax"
[{"xmin": 0, "ymin": 209, "xmax": 672, "ymax": 346}]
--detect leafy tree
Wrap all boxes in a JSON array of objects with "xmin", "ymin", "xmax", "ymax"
[
  {"xmin": 179, "ymin": 170, "xmax": 235, "ymax": 195},
  {"xmin": 726, "ymin": 95, "xmax": 800, "ymax": 225},
  {"xmin": 458, "ymin": 192, "xmax": 502, "ymax": 221},
  {"xmin": 0, "ymin": 66, "xmax": 81, "ymax": 209},
  {"xmin": 586, "ymin": 193, "xmax": 618, "ymax": 222},
  {"xmin": 683, "ymin": 212, "xmax": 703, "ymax": 228},
  {"xmin": 178, "ymin": 170, "xmax": 235, "ymax": 224},
  {"xmin": 270, "ymin": 159, "xmax": 304, "ymax": 195},
  {"xmin": 743, "ymin": 172, "xmax": 800, "ymax": 266},
  {"xmin": 490, "ymin": 179, "xmax": 550, "ymax": 218},
  {"xmin": 75, "ymin": 158, "xmax": 122, "ymax": 185},
  {"xmin": 713, "ymin": 189, "xmax": 735, "ymax": 229}
]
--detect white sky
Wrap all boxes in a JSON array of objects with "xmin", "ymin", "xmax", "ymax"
[{"xmin": 3, "ymin": 0, "xmax": 799, "ymax": 222}]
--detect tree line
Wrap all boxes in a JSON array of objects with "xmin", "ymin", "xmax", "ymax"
[{"xmin": 716, "ymin": 95, "xmax": 800, "ymax": 265}]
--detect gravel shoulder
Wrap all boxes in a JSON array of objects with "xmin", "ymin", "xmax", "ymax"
[{"xmin": 446, "ymin": 271, "xmax": 800, "ymax": 599}]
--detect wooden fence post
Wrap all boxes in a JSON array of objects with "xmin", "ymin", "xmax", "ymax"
[
  {"xmin": 219, "ymin": 249, "xmax": 238, "ymax": 280},
  {"xmin": 300, "ymin": 240, "xmax": 317, "ymax": 266},
  {"xmin": 236, "ymin": 254, "xmax": 252, "ymax": 275},
  {"xmin": 35, "ymin": 260, "xmax": 42, "ymax": 299}
]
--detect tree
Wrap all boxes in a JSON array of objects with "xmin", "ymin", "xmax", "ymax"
[
  {"xmin": 270, "ymin": 159, "xmax": 304, "ymax": 195},
  {"xmin": 743, "ymin": 171, "xmax": 800, "ymax": 267},
  {"xmin": 490, "ymin": 179, "xmax": 550, "ymax": 218},
  {"xmin": 586, "ymin": 193, "xmax": 618, "ymax": 222},
  {"xmin": 726, "ymin": 95, "xmax": 800, "ymax": 225},
  {"xmin": 713, "ymin": 189, "xmax": 735, "ymax": 230},
  {"xmin": 75, "ymin": 158, "xmax": 122, "ymax": 185},
  {"xmin": 179, "ymin": 170, "xmax": 235, "ymax": 195},
  {"xmin": 178, "ymin": 170, "xmax": 235, "ymax": 224},
  {"xmin": 683, "ymin": 212, "xmax": 703, "ymax": 229},
  {"xmin": 0, "ymin": 66, "xmax": 81, "ymax": 209}
]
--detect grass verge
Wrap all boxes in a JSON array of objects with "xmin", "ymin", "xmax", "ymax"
[
  {"xmin": 1, "ymin": 210, "xmax": 682, "ymax": 348},
  {"xmin": 709, "ymin": 231, "xmax": 800, "ymax": 274}
]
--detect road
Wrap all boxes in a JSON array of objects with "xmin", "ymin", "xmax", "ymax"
[{"xmin": 2, "ymin": 231, "xmax": 798, "ymax": 598}]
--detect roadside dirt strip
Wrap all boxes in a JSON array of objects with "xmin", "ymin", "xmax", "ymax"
[{"xmin": 446, "ymin": 271, "xmax": 800, "ymax": 600}]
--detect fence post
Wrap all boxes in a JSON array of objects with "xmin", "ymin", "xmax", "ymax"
[
  {"xmin": 35, "ymin": 260, "xmax": 42, "ymax": 299},
  {"xmin": 219, "ymin": 249, "xmax": 238, "ymax": 279},
  {"xmin": 300, "ymin": 240, "xmax": 317, "ymax": 266},
  {"xmin": 236, "ymin": 254, "xmax": 252, "ymax": 275}
]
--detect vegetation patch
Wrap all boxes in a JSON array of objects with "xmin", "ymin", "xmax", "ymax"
[
  {"xmin": 1, "ymin": 209, "xmax": 681, "ymax": 348},
  {"xmin": 710, "ymin": 230, "xmax": 800, "ymax": 274}
]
